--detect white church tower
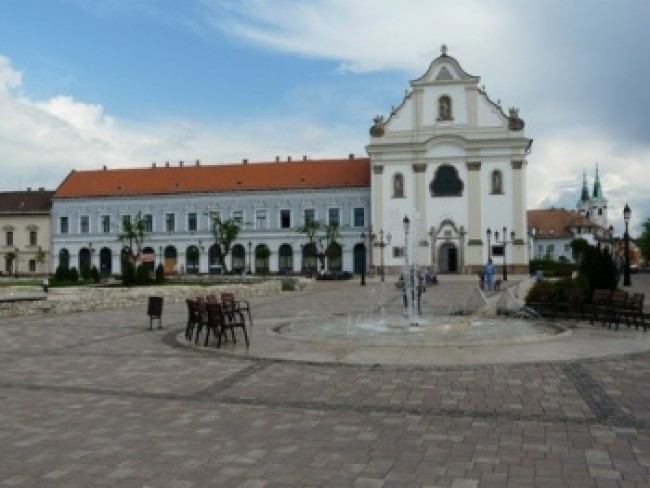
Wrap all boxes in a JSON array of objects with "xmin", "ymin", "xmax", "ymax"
[{"xmin": 366, "ymin": 45, "xmax": 532, "ymax": 275}]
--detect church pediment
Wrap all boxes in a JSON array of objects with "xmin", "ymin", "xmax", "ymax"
[{"xmin": 411, "ymin": 45, "xmax": 480, "ymax": 87}]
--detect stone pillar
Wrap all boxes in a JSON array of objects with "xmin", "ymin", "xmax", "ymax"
[
  {"xmin": 371, "ymin": 164, "xmax": 384, "ymax": 268},
  {"xmin": 465, "ymin": 161, "xmax": 483, "ymax": 273},
  {"xmin": 413, "ymin": 162, "xmax": 427, "ymax": 265},
  {"xmin": 510, "ymin": 160, "xmax": 528, "ymax": 272}
]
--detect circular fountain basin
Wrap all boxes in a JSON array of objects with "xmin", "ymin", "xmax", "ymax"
[{"xmin": 273, "ymin": 313, "xmax": 567, "ymax": 347}]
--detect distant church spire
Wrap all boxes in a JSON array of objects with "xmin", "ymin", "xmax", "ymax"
[
  {"xmin": 592, "ymin": 164, "xmax": 604, "ymax": 201},
  {"xmin": 580, "ymin": 169, "xmax": 590, "ymax": 203}
]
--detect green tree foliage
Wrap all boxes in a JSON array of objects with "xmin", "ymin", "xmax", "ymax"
[
  {"xmin": 210, "ymin": 216, "xmax": 241, "ymax": 273},
  {"xmin": 637, "ymin": 218, "xmax": 650, "ymax": 264},
  {"xmin": 90, "ymin": 265, "xmax": 100, "ymax": 283},
  {"xmin": 55, "ymin": 264, "xmax": 68, "ymax": 282},
  {"xmin": 122, "ymin": 261, "xmax": 135, "ymax": 286},
  {"xmin": 295, "ymin": 220, "xmax": 340, "ymax": 270},
  {"xmin": 118, "ymin": 211, "xmax": 148, "ymax": 264},
  {"xmin": 68, "ymin": 267, "xmax": 79, "ymax": 283},
  {"xmin": 579, "ymin": 244, "xmax": 618, "ymax": 294}
]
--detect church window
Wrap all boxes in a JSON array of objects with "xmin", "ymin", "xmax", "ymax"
[
  {"xmin": 598, "ymin": 208, "xmax": 603, "ymax": 216},
  {"xmin": 392, "ymin": 173, "xmax": 405, "ymax": 198},
  {"xmin": 491, "ymin": 170, "xmax": 503, "ymax": 194},
  {"xmin": 438, "ymin": 95, "xmax": 452, "ymax": 121},
  {"xmin": 430, "ymin": 165, "xmax": 464, "ymax": 197}
]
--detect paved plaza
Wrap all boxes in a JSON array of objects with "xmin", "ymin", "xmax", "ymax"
[{"xmin": 2, "ymin": 275, "xmax": 650, "ymax": 487}]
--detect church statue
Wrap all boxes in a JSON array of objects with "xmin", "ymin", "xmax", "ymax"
[
  {"xmin": 369, "ymin": 115, "xmax": 385, "ymax": 137},
  {"xmin": 508, "ymin": 107, "xmax": 525, "ymax": 131}
]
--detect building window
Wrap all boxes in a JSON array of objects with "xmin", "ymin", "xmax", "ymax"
[
  {"xmin": 5, "ymin": 231, "xmax": 13, "ymax": 246},
  {"xmin": 143, "ymin": 214, "xmax": 153, "ymax": 233},
  {"xmin": 60, "ymin": 217, "xmax": 69, "ymax": 235},
  {"xmin": 187, "ymin": 212, "xmax": 198, "ymax": 232},
  {"xmin": 537, "ymin": 244, "xmax": 544, "ymax": 255},
  {"xmin": 101, "ymin": 215, "xmax": 111, "ymax": 234},
  {"xmin": 29, "ymin": 231, "xmax": 37, "ymax": 246},
  {"xmin": 80, "ymin": 215, "xmax": 90, "ymax": 234},
  {"xmin": 546, "ymin": 244, "xmax": 555, "ymax": 255},
  {"xmin": 491, "ymin": 170, "xmax": 503, "ymax": 194},
  {"xmin": 392, "ymin": 247, "xmax": 405, "ymax": 258},
  {"xmin": 256, "ymin": 209, "xmax": 268, "ymax": 230},
  {"xmin": 438, "ymin": 95, "xmax": 452, "ymax": 120},
  {"xmin": 280, "ymin": 209, "xmax": 291, "ymax": 229},
  {"xmin": 353, "ymin": 208, "xmax": 365, "ymax": 227},
  {"xmin": 29, "ymin": 260, "xmax": 36, "ymax": 272},
  {"xmin": 430, "ymin": 165, "xmax": 464, "ymax": 197},
  {"xmin": 328, "ymin": 208, "xmax": 340, "ymax": 227},
  {"xmin": 165, "ymin": 213, "xmax": 175, "ymax": 232},
  {"xmin": 304, "ymin": 208, "xmax": 315, "ymax": 225},
  {"xmin": 232, "ymin": 210, "xmax": 244, "ymax": 226},
  {"xmin": 392, "ymin": 173, "xmax": 404, "ymax": 198},
  {"xmin": 122, "ymin": 215, "xmax": 131, "ymax": 229}
]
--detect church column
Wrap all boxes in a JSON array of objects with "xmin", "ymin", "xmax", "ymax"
[
  {"xmin": 413, "ymin": 162, "xmax": 427, "ymax": 264},
  {"xmin": 510, "ymin": 160, "xmax": 528, "ymax": 273},
  {"xmin": 465, "ymin": 161, "xmax": 482, "ymax": 273},
  {"xmin": 371, "ymin": 164, "xmax": 384, "ymax": 272}
]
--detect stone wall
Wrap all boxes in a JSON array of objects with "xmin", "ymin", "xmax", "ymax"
[{"xmin": 0, "ymin": 281, "xmax": 282, "ymax": 318}]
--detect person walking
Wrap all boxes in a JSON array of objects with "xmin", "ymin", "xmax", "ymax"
[{"xmin": 484, "ymin": 258, "xmax": 495, "ymax": 291}]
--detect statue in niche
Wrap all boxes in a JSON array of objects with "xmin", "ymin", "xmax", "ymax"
[
  {"xmin": 393, "ymin": 173, "xmax": 404, "ymax": 198},
  {"xmin": 438, "ymin": 96, "xmax": 452, "ymax": 121},
  {"xmin": 369, "ymin": 115, "xmax": 385, "ymax": 137},
  {"xmin": 492, "ymin": 170, "xmax": 503, "ymax": 194}
]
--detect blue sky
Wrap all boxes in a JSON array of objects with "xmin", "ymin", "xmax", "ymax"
[{"xmin": 1, "ymin": 0, "xmax": 649, "ymax": 234}]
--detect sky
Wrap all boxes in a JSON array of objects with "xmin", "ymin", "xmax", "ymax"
[{"xmin": 1, "ymin": 0, "xmax": 648, "ymax": 235}]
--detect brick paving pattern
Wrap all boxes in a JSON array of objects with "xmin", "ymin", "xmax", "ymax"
[{"xmin": 1, "ymin": 274, "xmax": 650, "ymax": 486}]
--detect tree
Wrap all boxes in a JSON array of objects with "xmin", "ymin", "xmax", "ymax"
[
  {"xmin": 296, "ymin": 220, "xmax": 341, "ymax": 271},
  {"xmin": 118, "ymin": 212, "xmax": 148, "ymax": 264},
  {"xmin": 210, "ymin": 216, "xmax": 241, "ymax": 273},
  {"xmin": 570, "ymin": 238, "xmax": 590, "ymax": 264},
  {"xmin": 637, "ymin": 218, "xmax": 650, "ymax": 265},
  {"xmin": 35, "ymin": 248, "xmax": 47, "ymax": 273}
]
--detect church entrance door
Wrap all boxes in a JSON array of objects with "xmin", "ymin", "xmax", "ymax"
[{"xmin": 438, "ymin": 243, "xmax": 458, "ymax": 273}]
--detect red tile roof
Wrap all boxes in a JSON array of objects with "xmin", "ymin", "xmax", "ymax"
[
  {"xmin": 527, "ymin": 208, "xmax": 598, "ymax": 238},
  {"xmin": 54, "ymin": 158, "xmax": 370, "ymax": 198}
]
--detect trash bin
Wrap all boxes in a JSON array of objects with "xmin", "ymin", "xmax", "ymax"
[{"xmin": 147, "ymin": 296, "xmax": 164, "ymax": 330}]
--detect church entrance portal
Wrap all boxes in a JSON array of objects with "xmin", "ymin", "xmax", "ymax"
[{"xmin": 438, "ymin": 243, "xmax": 458, "ymax": 273}]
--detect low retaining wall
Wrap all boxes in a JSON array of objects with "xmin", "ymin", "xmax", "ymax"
[{"xmin": 0, "ymin": 281, "xmax": 282, "ymax": 318}]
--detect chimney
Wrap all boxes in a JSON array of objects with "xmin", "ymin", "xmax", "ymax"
[
  {"xmin": 179, "ymin": 160, "xmax": 184, "ymax": 167},
  {"xmin": 195, "ymin": 159, "xmax": 200, "ymax": 166},
  {"xmin": 103, "ymin": 165, "xmax": 107, "ymax": 170},
  {"xmin": 349, "ymin": 153, "xmax": 355, "ymax": 159},
  {"xmin": 27, "ymin": 187, "xmax": 32, "ymax": 191},
  {"xmin": 39, "ymin": 187, "xmax": 45, "ymax": 191},
  {"xmin": 287, "ymin": 156, "xmax": 292, "ymax": 162},
  {"xmin": 152, "ymin": 162, "xmax": 156, "ymax": 168},
  {"xmin": 275, "ymin": 156, "xmax": 280, "ymax": 162},
  {"xmin": 302, "ymin": 155, "xmax": 307, "ymax": 161},
  {"xmin": 165, "ymin": 161, "xmax": 170, "ymax": 168},
  {"xmin": 242, "ymin": 158, "xmax": 248, "ymax": 164}
]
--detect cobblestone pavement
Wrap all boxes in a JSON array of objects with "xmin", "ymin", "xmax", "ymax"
[{"xmin": 1, "ymin": 274, "xmax": 650, "ymax": 487}]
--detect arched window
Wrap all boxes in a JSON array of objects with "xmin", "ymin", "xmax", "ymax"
[
  {"xmin": 491, "ymin": 170, "xmax": 503, "ymax": 194},
  {"xmin": 430, "ymin": 165, "xmax": 464, "ymax": 197},
  {"xmin": 438, "ymin": 95, "xmax": 452, "ymax": 121},
  {"xmin": 392, "ymin": 173, "xmax": 405, "ymax": 198}
]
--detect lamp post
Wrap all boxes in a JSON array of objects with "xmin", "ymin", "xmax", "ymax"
[
  {"xmin": 88, "ymin": 242, "xmax": 94, "ymax": 270},
  {"xmin": 360, "ymin": 232, "xmax": 366, "ymax": 286},
  {"xmin": 14, "ymin": 247, "xmax": 19, "ymax": 278},
  {"xmin": 494, "ymin": 227, "xmax": 515, "ymax": 281},
  {"xmin": 623, "ymin": 204, "xmax": 631, "ymax": 287},
  {"xmin": 486, "ymin": 228, "xmax": 492, "ymax": 260},
  {"xmin": 377, "ymin": 229, "xmax": 392, "ymax": 282},
  {"xmin": 248, "ymin": 241, "xmax": 252, "ymax": 275}
]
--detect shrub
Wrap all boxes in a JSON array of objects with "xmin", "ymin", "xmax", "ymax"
[
  {"xmin": 135, "ymin": 264, "xmax": 151, "ymax": 285},
  {"xmin": 281, "ymin": 278, "xmax": 296, "ymax": 291},
  {"xmin": 155, "ymin": 263, "xmax": 165, "ymax": 284},
  {"xmin": 90, "ymin": 265, "xmax": 100, "ymax": 283},
  {"xmin": 54, "ymin": 264, "xmax": 69, "ymax": 282},
  {"xmin": 68, "ymin": 267, "xmax": 79, "ymax": 283},
  {"xmin": 122, "ymin": 261, "xmax": 135, "ymax": 286},
  {"xmin": 80, "ymin": 263, "xmax": 91, "ymax": 281}
]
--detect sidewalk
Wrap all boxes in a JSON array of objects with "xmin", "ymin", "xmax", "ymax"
[{"xmin": 1, "ymin": 275, "xmax": 650, "ymax": 486}]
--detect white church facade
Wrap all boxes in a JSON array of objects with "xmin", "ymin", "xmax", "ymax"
[{"xmin": 366, "ymin": 46, "xmax": 532, "ymax": 276}]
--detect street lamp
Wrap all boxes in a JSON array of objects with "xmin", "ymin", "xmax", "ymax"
[
  {"xmin": 486, "ymin": 228, "xmax": 492, "ymax": 260},
  {"xmin": 248, "ymin": 241, "xmax": 252, "ymax": 274},
  {"xmin": 623, "ymin": 203, "xmax": 631, "ymax": 287},
  {"xmin": 14, "ymin": 247, "xmax": 19, "ymax": 278},
  {"xmin": 377, "ymin": 229, "xmax": 392, "ymax": 282},
  {"xmin": 495, "ymin": 227, "xmax": 515, "ymax": 281},
  {"xmin": 360, "ymin": 232, "xmax": 366, "ymax": 286}
]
